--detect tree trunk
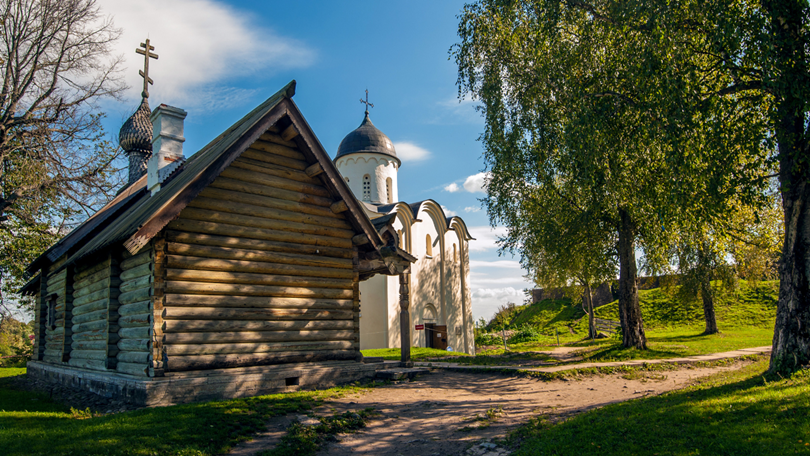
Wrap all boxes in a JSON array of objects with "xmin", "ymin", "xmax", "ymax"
[
  {"xmin": 617, "ymin": 208, "xmax": 647, "ymax": 349},
  {"xmin": 583, "ymin": 281, "xmax": 596, "ymax": 339},
  {"xmin": 765, "ymin": 0, "xmax": 810, "ymax": 374},
  {"xmin": 700, "ymin": 278, "xmax": 719, "ymax": 335}
]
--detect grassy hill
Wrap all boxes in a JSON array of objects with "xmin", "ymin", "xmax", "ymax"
[{"xmin": 477, "ymin": 280, "xmax": 778, "ymax": 354}]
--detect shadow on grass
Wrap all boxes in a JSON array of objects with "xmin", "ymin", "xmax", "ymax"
[{"xmin": 512, "ymin": 361, "xmax": 810, "ymax": 456}]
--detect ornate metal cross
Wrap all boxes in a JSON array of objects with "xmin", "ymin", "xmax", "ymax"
[
  {"xmin": 359, "ymin": 89, "xmax": 374, "ymax": 113},
  {"xmin": 136, "ymin": 39, "xmax": 159, "ymax": 98}
]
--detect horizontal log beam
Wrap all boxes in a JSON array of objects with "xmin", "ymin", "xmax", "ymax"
[
  {"xmin": 121, "ymin": 263, "xmax": 153, "ymax": 282},
  {"xmin": 305, "ymin": 162, "xmax": 323, "ymax": 178},
  {"xmin": 182, "ymin": 202, "xmax": 355, "ymax": 239},
  {"xmin": 330, "ymin": 200, "xmax": 349, "ymax": 213},
  {"xmin": 119, "ymin": 327, "xmax": 151, "ymax": 340},
  {"xmin": 230, "ymin": 158, "xmax": 321, "ymax": 186},
  {"xmin": 258, "ymin": 132, "xmax": 297, "ymax": 149},
  {"xmin": 210, "ymin": 176, "xmax": 333, "ymax": 208},
  {"xmin": 72, "ymin": 298, "xmax": 116, "ymax": 317},
  {"xmin": 251, "ymin": 137, "xmax": 303, "ymax": 159},
  {"xmin": 121, "ymin": 250, "xmax": 152, "ymax": 271},
  {"xmin": 280, "ymin": 123, "xmax": 299, "ymax": 141},
  {"xmin": 166, "ymin": 255, "xmax": 354, "ymax": 280},
  {"xmin": 164, "ymin": 329, "xmax": 356, "ymax": 344},
  {"xmin": 352, "ymin": 234, "xmax": 370, "ymax": 246},
  {"xmin": 167, "ymin": 349, "xmax": 357, "ymax": 371},
  {"xmin": 118, "ymin": 338, "xmax": 151, "ymax": 351},
  {"xmin": 165, "ymin": 280, "xmax": 353, "ymax": 299},
  {"xmin": 239, "ymin": 148, "xmax": 307, "ymax": 171},
  {"xmin": 73, "ymin": 277, "xmax": 122, "ymax": 300},
  {"xmin": 117, "ymin": 362, "xmax": 148, "ymax": 376},
  {"xmin": 73, "ymin": 288, "xmax": 120, "ymax": 308},
  {"xmin": 68, "ymin": 358, "xmax": 107, "ymax": 371},
  {"xmin": 70, "ymin": 349, "xmax": 107, "ymax": 361},
  {"xmin": 119, "ymin": 313, "xmax": 151, "ymax": 328},
  {"xmin": 162, "ymin": 306, "xmax": 354, "ymax": 321},
  {"xmin": 205, "ymin": 178, "xmax": 340, "ymax": 221},
  {"xmin": 117, "ymin": 351, "xmax": 150, "ymax": 364},
  {"xmin": 189, "ymin": 192, "xmax": 351, "ymax": 230},
  {"xmin": 73, "ymin": 331, "xmax": 119, "ymax": 344},
  {"xmin": 72, "ymin": 309, "xmax": 111, "ymax": 326},
  {"xmin": 164, "ymin": 294, "xmax": 352, "ymax": 309},
  {"xmin": 163, "ymin": 319, "xmax": 353, "ymax": 333},
  {"xmin": 73, "ymin": 257, "xmax": 112, "ymax": 281},
  {"xmin": 119, "ymin": 300, "xmax": 151, "ymax": 317},
  {"xmin": 167, "ymin": 241, "xmax": 353, "ymax": 268},
  {"xmin": 119, "ymin": 287, "xmax": 152, "ymax": 305},
  {"xmin": 167, "ymin": 340, "xmax": 355, "ymax": 356},
  {"xmin": 120, "ymin": 275, "xmax": 152, "ymax": 293}
]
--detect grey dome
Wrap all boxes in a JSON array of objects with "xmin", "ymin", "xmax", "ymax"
[
  {"xmin": 119, "ymin": 98, "xmax": 153, "ymax": 184},
  {"xmin": 335, "ymin": 112, "xmax": 400, "ymax": 165}
]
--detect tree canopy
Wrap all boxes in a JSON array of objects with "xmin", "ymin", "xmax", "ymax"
[
  {"xmin": 452, "ymin": 0, "xmax": 800, "ymax": 364},
  {"xmin": 0, "ymin": 0, "xmax": 125, "ymax": 317}
]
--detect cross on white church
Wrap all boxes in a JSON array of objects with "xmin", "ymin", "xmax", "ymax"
[{"xmin": 334, "ymin": 94, "xmax": 475, "ymax": 354}]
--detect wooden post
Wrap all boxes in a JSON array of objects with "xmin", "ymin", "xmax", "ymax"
[
  {"xmin": 151, "ymin": 237, "xmax": 166, "ymax": 376},
  {"xmin": 399, "ymin": 272, "xmax": 412, "ymax": 367}
]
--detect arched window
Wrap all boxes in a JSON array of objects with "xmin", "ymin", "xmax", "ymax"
[
  {"xmin": 426, "ymin": 234, "xmax": 432, "ymax": 256},
  {"xmin": 362, "ymin": 175, "xmax": 371, "ymax": 201},
  {"xmin": 397, "ymin": 229, "xmax": 403, "ymax": 248},
  {"xmin": 386, "ymin": 177, "xmax": 393, "ymax": 203},
  {"xmin": 453, "ymin": 243, "xmax": 457, "ymax": 263}
]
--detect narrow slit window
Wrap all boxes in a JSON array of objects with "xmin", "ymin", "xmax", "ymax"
[
  {"xmin": 426, "ymin": 234, "xmax": 432, "ymax": 257},
  {"xmin": 362, "ymin": 175, "xmax": 371, "ymax": 201},
  {"xmin": 386, "ymin": 177, "xmax": 392, "ymax": 203}
]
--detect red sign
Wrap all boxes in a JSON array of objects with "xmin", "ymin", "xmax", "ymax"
[{"xmin": 415, "ymin": 324, "xmax": 424, "ymax": 330}]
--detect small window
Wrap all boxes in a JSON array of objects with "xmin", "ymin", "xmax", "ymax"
[
  {"xmin": 362, "ymin": 175, "xmax": 371, "ymax": 201},
  {"xmin": 344, "ymin": 177, "xmax": 349, "ymax": 183},
  {"xmin": 426, "ymin": 234, "xmax": 432, "ymax": 257},
  {"xmin": 398, "ymin": 229, "xmax": 403, "ymax": 248},
  {"xmin": 47, "ymin": 295, "xmax": 57, "ymax": 330},
  {"xmin": 453, "ymin": 243, "xmax": 457, "ymax": 263},
  {"xmin": 386, "ymin": 177, "xmax": 393, "ymax": 203}
]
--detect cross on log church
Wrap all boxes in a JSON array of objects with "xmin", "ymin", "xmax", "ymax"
[{"xmin": 21, "ymin": 40, "xmax": 474, "ymax": 405}]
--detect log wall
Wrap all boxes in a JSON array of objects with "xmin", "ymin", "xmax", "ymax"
[
  {"xmin": 116, "ymin": 248, "xmax": 153, "ymax": 376},
  {"xmin": 69, "ymin": 254, "xmax": 120, "ymax": 371},
  {"xmin": 42, "ymin": 267, "xmax": 68, "ymax": 364},
  {"xmin": 162, "ymin": 131, "xmax": 359, "ymax": 371}
]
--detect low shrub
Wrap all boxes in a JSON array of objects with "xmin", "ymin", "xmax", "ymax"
[
  {"xmin": 475, "ymin": 333, "xmax": 503, "ymax": 346},
  {"xmin": 508, "ymin": 325, "xmax": 546, "ymax": 344}
]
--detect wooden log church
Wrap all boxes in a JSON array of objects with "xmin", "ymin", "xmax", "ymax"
[{"xmin": 21, "ymin": 42, "xmax": 415, "ymax": 406}]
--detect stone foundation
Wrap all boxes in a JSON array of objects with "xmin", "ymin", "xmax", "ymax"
[{"xmin": 26, "ymin": 359, "xmax": 387, "ymax": 407}]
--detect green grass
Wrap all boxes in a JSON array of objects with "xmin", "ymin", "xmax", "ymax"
[
  {"xmin": 259, "ymin": 408, "xmax": 377, "ymax": 456},
  {"xmin": 572, "ymin": 327, "xmax": 775, "ymax": 362},
  {"xmin": 0, "ymin": 367, "xmax": 374, "ymax": 456},
  {"xmin": 361, "ymin": 347, "xmax": 470, "ymax": 360},
  {"xmin": 511, "ymin": 358, "xmax": 810, "ymax": 456},
  {"xmin": 588, "ymin": 280, "xmax": 778, "ymax": 331}
]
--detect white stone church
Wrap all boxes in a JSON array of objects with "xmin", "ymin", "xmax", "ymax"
[{"xmin": 333, "ymin": 109, "xmax": 475, "ymax": 354}]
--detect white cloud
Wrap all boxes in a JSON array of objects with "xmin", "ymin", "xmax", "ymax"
[
  {"xmin": 99, "ymin": 0, "xmax": 315, "ymax": 110},
  {"xmin": 464, "ymin": 206, "xmax": 481, "ymax": 213},
  {"xmin": 472, "ymin": 287, "xmax": 524, "ymax": 300},
  {"xmin": 467, "ymin": 225, "xmax": 508, "ymax": 252},
  {"xmin": 444, "ymin": 183, "xmax": 461, "ymax": 193},
  {"xmin": 429, "ymin": 97, "xmax": 482, "ymax": 125},
  {"xmin": 463, "ymin": 172, "xmax": 489, "ymax": 193},
  {"xmin": 393, "ymin": 142, "xmax": 431, "ymax": 162},
  {"xmin": 470, "ymin": 260, "xmax": 521, "ymax": 269},
  {"xmin": 441, "ymin": 205, "xmax": 457, "ymax": 217}
]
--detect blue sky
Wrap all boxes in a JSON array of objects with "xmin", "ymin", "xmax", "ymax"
[{"xmin": 97, "ymin": 0, "xmax": 533, "ymax": 320}]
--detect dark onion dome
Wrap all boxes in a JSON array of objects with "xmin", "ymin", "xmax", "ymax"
[
  {"xmin": 335, "ymin": 112, "xmax": 400, "ymax": 166},
  {"xmin": 119, "ymin": 98, "xmax": 153, "ymax": 184}
]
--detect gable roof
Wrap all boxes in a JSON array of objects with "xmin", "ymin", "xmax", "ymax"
[{"xmin": 30, "ymin": 80, "xmax": 390, "ymax": 277}]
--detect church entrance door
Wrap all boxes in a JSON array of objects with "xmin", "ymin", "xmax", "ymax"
[{"xmin": 431, "ymin": 325, "xmax": 448, "ymax": 350}]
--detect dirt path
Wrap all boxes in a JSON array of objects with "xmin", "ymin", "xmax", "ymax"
[{"xmin": 311, "ymin": 362, "xmax": 749, "ymax": 456}]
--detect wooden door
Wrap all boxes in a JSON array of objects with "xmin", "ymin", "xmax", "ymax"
[
  {"xmin": 425, "ymin": 323, "xmax": 435, "ymax": 348},
  {"xmin": 432, "ymin": 325, "xmax": 448, "ymax": 350}
]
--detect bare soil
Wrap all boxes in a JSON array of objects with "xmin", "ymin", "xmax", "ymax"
[
  {"xmin": 311, "ymin": 363, "xmax": 748, "ymax": 456},
  {"xmin": 228, "ymin": 360, "xmax": 752, "ymax": 455}
]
